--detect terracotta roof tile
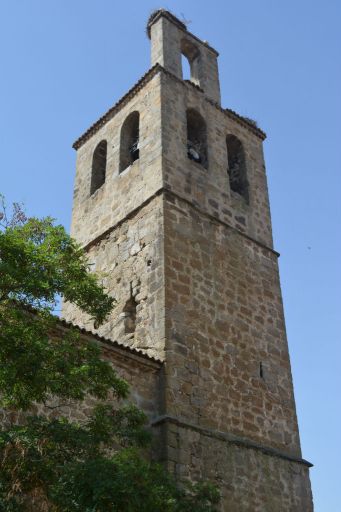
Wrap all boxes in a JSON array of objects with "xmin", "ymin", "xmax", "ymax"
[
  {"xmin": 73, "ymin": 64, "xmax": 162, "ymax": 150},
  {"xmin": 73, "ymin": 65, "xmax": 265, "ymax": 151},
  {"xmin": 58, "ymin": 317, "xmax": 164, "ymax": 365}
]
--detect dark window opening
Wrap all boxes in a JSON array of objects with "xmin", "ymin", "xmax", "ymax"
[
  {"xmin": 259, "ymin": 362, "xmax": 264, "ymax": 379},
  {"xmin": 226, "ymin": 134, "xmax": 248, "ymax": 202},
  {"xmin": 186, "ymin": 108, "xmax": 208, "ymax": 169},
  {"xmin": 181, "ymin": 38, "xmax": 200, "ymax": 86},
  {"xmin": 90, "ymin": 140, "xmax": 107, "ymax": 195},
  {"xmin": 123, "ymin": 295, "xmax": 137, "ymax": 334},
  {"xmin": 119, "ymin": 111, "xmax": 140, "ymax": 173}
]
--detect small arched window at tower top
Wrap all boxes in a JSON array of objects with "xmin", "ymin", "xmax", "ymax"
[
  {"xmin": 181, "ymin": 38, "xmax": 201, "ymax": 87},
  {"xmin": 119, "ymin": 111, "xmax": 140, "ymax": 173},
  {"xmin": 181, "ymin": 54, "xmax": 191, "ymax": 81},
  {"xmin": 226, "ymin": 134, "xmax": 249, "ymax": 203},
  {"xmin": 186, "ymin": 108, "xmax": 208, "ymax": 169},
  {"xmin": 90, "ymin": 140, "xmax": 107, "ymax": 195}
]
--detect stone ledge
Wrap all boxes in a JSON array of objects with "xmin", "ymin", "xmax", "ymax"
[
  {"xmin": 81, "ymin": 187, "xmax": 280, "ymax": 258},
  {"xmin": 151, "ymin": 414, "xmax": 313, "ymax": 468},
  {"xmin": 163, "ymin": 188, "xmax": 279, "ymax": 257},
  {"xmin": 160, "ymin": 67, "xmax": 266, "ymax": 140},
  {"xmin": 82, "ymin": 188, "xmax": 164, "ymax": 251},
  {"xmin": 73, "ymin": 65, "xmax": 266, "ymax": 151},
  {"xmin": 146, "ymin": 8, "xmax": 219, "ymax": 56},
  {"xmin": 73, "ymin": 64, "xmax": 161, "ymax": 150}
]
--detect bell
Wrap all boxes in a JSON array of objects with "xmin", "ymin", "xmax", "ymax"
[{"xmin": 188, "ymin": 146, "xmax": 201, "ymax": 162}]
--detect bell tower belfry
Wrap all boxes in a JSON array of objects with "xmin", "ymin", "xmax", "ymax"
[
  {"xmin": 148, "ymin": 10, "xmax": 221, "ymax": 104},
  {"xmin": 62, "ymin": 9, "xmax": 314, "ymax": 511}
]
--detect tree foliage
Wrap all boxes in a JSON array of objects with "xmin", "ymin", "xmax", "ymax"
[{"xmin": 0, "ymin": 196, "xmax": 220, "ymax": 511}]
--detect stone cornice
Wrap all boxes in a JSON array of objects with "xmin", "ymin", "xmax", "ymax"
[
  {"xmin": 81, "ymin": 187, "xmax": 279, "ymax": 258},
  {"xmin": 73, "ymin": 65, "xmax": 266, "ymax": 151},
  {"xmin": 161, "ymin": 66, "xmax": 267, "ymax": 140},
  {"xmin": 146, "ymin": 8, "xmax": 219, "ymax": 56},
  {"xmin": 151, "ymin": 414, "xmax": 313, "ymax": 468},
  {"xmin": 146, "ymin": 9, "xmax": 187, "ymax": 37},
  {"xmin": 72, "ymin": 64, "xmax": 162, "ymax": 150},
  {"xmin": 163, "ymin": 189, "xmax": 278, "ymax": 257}
]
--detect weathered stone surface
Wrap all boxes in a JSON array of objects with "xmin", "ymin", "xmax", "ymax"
[
  {"xmin": 149, "ymin": 11, "xmax": 221, "ymax": 104},
  {"xmin": 158, "ymin": 420, "xmax": 313, "ymax": 512},
  {"xmin": 162, "ymin": 193, "xmax": 300, "ymax": 454},
  {"xmin": 60, "ymin": 9, "xmax": 314, "ymax": 511},
  {"xmin": 70, "ymin": 73, "xmax": 163, "ymax": 249},
  {"xmin": 63, "ymin": 195, "xmax": 165, "ymax": 360}
]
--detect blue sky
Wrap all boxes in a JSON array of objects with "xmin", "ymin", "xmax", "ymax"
[{"xmin": 1, "ymin": 1, "xmax": 340, "ymax": 509}]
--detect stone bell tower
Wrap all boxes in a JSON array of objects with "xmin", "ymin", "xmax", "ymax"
[{"xmin": 62, "ymin": 9, "xmax": 314, "ymax": 511}]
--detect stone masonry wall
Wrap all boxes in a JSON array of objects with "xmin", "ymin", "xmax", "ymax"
[
  {"xmin": 62, "ymin": 195, "xmax": 165, "ymax": 360},
  {"xmin": 162, "ymin": 193, "xmax": 301, "ymax": 457},
  {"xmin": 160, "ymin": 71, "xmax": 273, "ymax": 249},
  {"xmin": 70, "ymin": 73, "xmax": 162, "ymax": 248},
  {"xmin": 61, "ymin": 25, "xmax": 313, "ymax": 506},
  {"xmin": 149, "ymin": 13, "xmax": 221, "ymax": 104},
  {"xmin": 160, "ymin": 420, "xmax": 313, "ymax": 512}
]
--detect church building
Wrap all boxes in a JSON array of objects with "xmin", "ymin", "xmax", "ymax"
[{"xmin": 62, "ymin": 10, "xmax": 314, "ymax": 511}]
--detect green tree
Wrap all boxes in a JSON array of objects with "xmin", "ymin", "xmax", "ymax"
[{"xmin": 0, "ymin": 196, "xmax": 220, "ymax": 511}]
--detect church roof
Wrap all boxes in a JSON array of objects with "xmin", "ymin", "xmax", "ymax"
[
  {"xmin": 57, "ymin": 316, "xmax": 164, "ymax": 366},
  {"xmin": 73, "ymin": 64, "xmax": 266, "ymax": 150}
]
